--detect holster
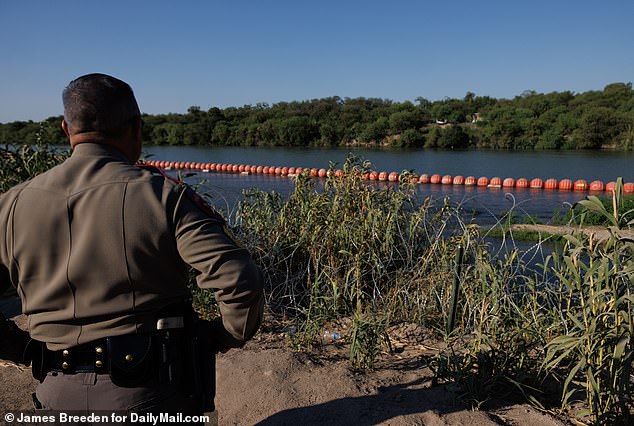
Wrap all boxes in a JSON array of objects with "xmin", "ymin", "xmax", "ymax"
[{"xmin": 190, "ymin": 319, "xmax": 217, "ymax": 413}]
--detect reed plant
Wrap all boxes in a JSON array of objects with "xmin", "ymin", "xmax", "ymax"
[
  {"xmin": 542, "ymin": 179, "xmax": 633, "ymax": 424},
  {"xmin": 0, "ymin": 142, "xmax": 68, "ymax": 192}
]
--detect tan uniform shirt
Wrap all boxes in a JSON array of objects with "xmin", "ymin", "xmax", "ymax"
[{"xmin": 0, "ymin": 143, "xmax": 264, "ymax": 350}]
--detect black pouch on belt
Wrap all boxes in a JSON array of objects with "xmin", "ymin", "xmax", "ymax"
[{"xmin": 107, "ymin": 334, "xmax": 155, "ymax": 387}]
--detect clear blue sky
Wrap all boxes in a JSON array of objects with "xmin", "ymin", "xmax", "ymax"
[{"xmin": 1, "ymin": 0, "xmax": 633, "ymax": 122}]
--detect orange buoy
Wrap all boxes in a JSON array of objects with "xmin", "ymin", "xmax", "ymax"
[
  {"xmin": 209, "ymin": 163, "xmax": 217, "ymax": 171},
  {"xmin": 530, "ymin": 178, "xmax": 543, "ymax": 189},
  {"xmin": 288, "ymin": 167, "xmax": 295, "ymax": 175},
  {"xmin": 387, "ymin": 172, "xmax": 398, "ymax": 182},
  {"xmin": 516, "ymin": 178, "xmax": 528, "ymax": 188},
  {"xmin": 559, "ymin": 179, "xmax": 573, "ymax": 191},
  {"xmin": 502, "ymin": 178, "xmax": 515, "ymax": 188},
  {"xmin": 453, "ymin": 175, "xmax": 465, "ymax": 185},
  {"xmin": 574, "ymin": 180, "xmax": 588, "ymax": 191},
  {"xmin": 318, "ymin": 168, "xmax": 327, "ymax": 178},
  {"xmin": 489, "ymin": 177, "xmax": 502, "ymax": 188},
  {"xmin": 544, "ymin": 178, "xmax": 558, "ymax": 190},
  {"xmin": 268, "ymin": 166, "xmax": 276, "ymax": 175},
  {"xmin": 605, "ymin": 181, "xmax": 617, "ymax": 192},
  {"xmin": 477, "ymin": 176, "xmax": 489, "ymax": 187},
  {"xmin": 238, "ymin": 164, "xmax": 245, "ymax": 172},
  {"xmin": 274, "ymin": 167, "xmax": 282, "ymax": 175},
  {"xmin": 308, "ymin": 168, "xmax": 317, "ymax": 177},
  {"xmin": 441, "ymin": 175, "xmax": 452, "ymax": 184},
  {"xmin": 231, "ymin": 164, "xmax": 239, "ymax": 173},
  {"xmin": 624, "ymin": 182, "xmax": 634, "ymax": 193},
  {"xmin": 369, "ymin": 171, "xmax": 379, "ymax": 181},
  {"xmin": 248, "ymin": 165, "xmax": 255, "ymax": 174},
  {"xmin": 253, "ymin": 165, "xmax": 261, "ymax": 174},
  {"xmin": 378, "ymin": 171, "xmax": 388, "ymax": 181},
  {"xmin": 335, "ymin": 169, "xmax": 343, "ymax": 178},
  {"xmin": 464, "ymin": 176, "xmax": 476, "ymax": 186},
  {"xmin": 589, "ymin": 180, "xmax": 604, "ymax": 191},
  {"xmin": 419, "ymin": 174, "xmax": 430, "ymax": 184}
]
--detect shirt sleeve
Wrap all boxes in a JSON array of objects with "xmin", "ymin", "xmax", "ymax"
[{"xmin": 171, "ymin": 185, "xmax": 264, "ymax": 348}]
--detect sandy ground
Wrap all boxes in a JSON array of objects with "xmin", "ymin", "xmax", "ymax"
[{"xmin": 0, "ymin": 300, "xmax": 571, "ymax": 426}]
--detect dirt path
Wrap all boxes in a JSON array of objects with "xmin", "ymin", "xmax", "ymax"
[{"xmin": 0, "ymin": 311, "xmax": 570, "ymax": 426}]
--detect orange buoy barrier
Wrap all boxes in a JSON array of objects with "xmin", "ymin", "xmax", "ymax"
[
  {"xmin": 151, "ymin": 158, "xmax": 628, "ymax": 195},
  {"xmin": 559, "ymin": 179, "xmax": 573, "ymax": 191},
  {"xmin": 530, "ymin": 178, "xmax": 543, "ymax": 189},
  {"xmin": 489, "ymin": 177, "xmax": 502, "ymax": 188},
  {"xmin": 589, "ymin": 180, "xmax": 604, "ymax": 191},
  {"xmin": 503, "ymin": 177, "xmax": 515, "ymax": 188},
  {"xmin": 574, "ymin": 179, "xmax": 588, "ymax": 191},
  {"xmin": 544, "ymin": 178, "xmax": 558, "ymax": 190}
]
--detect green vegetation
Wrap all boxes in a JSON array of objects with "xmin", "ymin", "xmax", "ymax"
[
  {"xmin": 2, "ymin": 82, "xmax": 634, "ymax": 150},
  {"xmin": 0, "ymin": 143, "xmax": 68, "ymax": 192},
  {"xmin": 2, "ymin": 146, "xmax": 632, "ymax": 423}
]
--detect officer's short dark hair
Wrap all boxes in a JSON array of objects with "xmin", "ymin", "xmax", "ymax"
[{"xmin": 63, "ymin": 73, "xmax": 140, "ymax": 136}]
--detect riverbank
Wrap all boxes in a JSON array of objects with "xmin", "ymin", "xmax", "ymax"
[
  {"xmin": 509, "ymin": 223, "xmax": 634, "ymax": 243},
  {"xmin": 0, "ymin": 312, "xmax": 568, "ymax": 426}
]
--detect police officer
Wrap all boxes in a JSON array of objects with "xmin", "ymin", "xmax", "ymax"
[{"xmin": 0, "ymin": 73, "xmax": 264, "ymax": 415}]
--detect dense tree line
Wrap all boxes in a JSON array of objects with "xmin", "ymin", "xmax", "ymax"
[{"xmin": 2, "ymin": 82, "xmax": 633, "ymax": 150}]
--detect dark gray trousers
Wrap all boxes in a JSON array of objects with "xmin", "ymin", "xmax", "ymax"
[{"xmin": 34, "ymin": 371, "xmax": 203, "ymax": 425}]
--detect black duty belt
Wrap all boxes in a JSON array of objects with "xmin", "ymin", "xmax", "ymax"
[
  {"xmin": 46, "ymin": 333, "xmax": 162, "ymax": 375},
  {"xmin": 48, "ymin": 338, "xmax": 111, "ymax": 373}
]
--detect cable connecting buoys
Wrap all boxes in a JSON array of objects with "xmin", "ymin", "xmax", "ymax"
[{"xmin": 146, "ymin": 159, "xmax": 632, "ymax": 194}]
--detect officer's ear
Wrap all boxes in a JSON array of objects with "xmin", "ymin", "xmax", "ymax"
[{"xmin": 61, "ymin": 119, "xmax": 71, "ymax": 139}]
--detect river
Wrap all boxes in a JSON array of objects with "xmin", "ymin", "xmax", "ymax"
[{"xmin": 144, "ymin": 146, "xmax": 634, "ymax": 226}]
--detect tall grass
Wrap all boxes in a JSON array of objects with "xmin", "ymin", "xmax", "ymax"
[
  {"xmin": 0, "ymin": 142, "xmax": 68, "ymax": 192},
  {"xmin": 232, "ymin": 159, "xmax": 633, "ymax": 423}
]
